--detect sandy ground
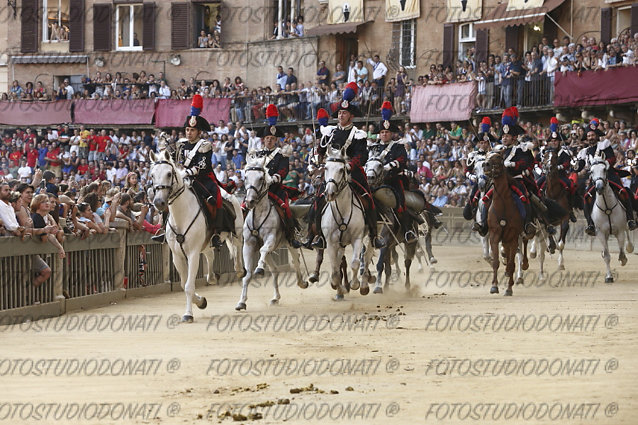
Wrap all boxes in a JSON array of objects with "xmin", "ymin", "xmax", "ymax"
[{"xmin": 1, "ymin": 243, "xmax": 638, "ymax": 425}]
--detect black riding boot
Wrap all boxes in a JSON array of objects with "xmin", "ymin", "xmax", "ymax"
[
  {"xmin": 208, "ymin": 196, "xmax": 224, "ymax": 248},
  {"xmin": 311, "ymin": 197, "xmax": 327, "ymax": 249},
  {"xmin": 367, "ymin": 208, "xmax": 385, "ymax": 248},
  {"xmin": 568, "ymin": 192, "xmax": 577, "ymax": 222},
  {"xmin": 151, "ymin": 212, "xmax": 168, "ymax": 243},
  {"xmin": 523, "ymin": 206, "xmax": 537, "ymax": 238},
  {"xmin": 400, "ymin": 212, "xmax": 417, "ymax": 243},
  {"xmin": 622, "ymin": 196, "xmax": 637, "ymax": 230},
  {"xmin": 285, "ymin": 216, "xmax": 302, "ymax": 248},
  {"xmin": 583, "ymin": 197, "xmax": 596, "ymax": 236}
]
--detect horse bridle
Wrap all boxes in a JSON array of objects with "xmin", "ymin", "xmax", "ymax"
[
  {"xmin": 365, "ymin": 157, "xmax": 385, "ymax": 184},
  {"xmin": 244, "ymin": 165, "xmax": 270, "ymax": 204},
  {"xmin": 325, "ymin": 157, "xmax": 350, "ymax": 197},
  {"xmin": 152, "ymin": 160, "xmax": 185, "ymax": 206}
]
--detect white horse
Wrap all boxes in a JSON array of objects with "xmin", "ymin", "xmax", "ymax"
[
  {"xmin": 236, "ymin": 155, "xmax": 307, "ymax": 310},
  {"xmin": 473, "ymin": 157, "xmax": 492, "ymax": 263},
  {"xmin": 150, "ymin": 150, "xmax": 243, "ymax": 322},
  {"xmin": 323, "ymin": 147, "xmax": 374, "ymax": 300},
  {"xmin": 590, "ymin": 159, "xmax": 634, "ymax": 282}
]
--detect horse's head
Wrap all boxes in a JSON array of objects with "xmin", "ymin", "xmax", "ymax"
[
  {"xmin": 590, "ymin": 157, "xmax": 609, "ymax": 194},
  {"xmin": 542, "ymin": 148, "xmax": 557, "ymax": 175},
  {"xmin": 149, "ymin": 149, "xmax": 182, "ymax": 212},
  {"xmin": 324, "ymin": 147, "xmax": 349, "ymax": 202},
  {"xmin": 474, "ymin": 159, "xmax": 489, "ymax": 192},
  {"xmin": 243, "ymin": 156, "xmax": 270, "ymax": 209},
  {"xmin": 364, "ymin": 154, "xmax": 384, "ymax": 188},
  {"xmin": 483, "ymin": 152, "xmax": 504, "ymax": 179}
]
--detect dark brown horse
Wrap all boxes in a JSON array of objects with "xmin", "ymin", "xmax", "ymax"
[
  {"xmin": 483, "ymin": 152, "xmax": 524, "ymax": 296},
  {"xmin": 541, "ymin": 150, "xmax": 571, "ymax": 269}
]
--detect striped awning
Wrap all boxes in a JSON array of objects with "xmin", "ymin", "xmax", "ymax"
[
  {"xmin": 10, "ymin": 55, "xmax": 89, "ymax": 64},
  {"xmin": 474, "ymin": 0, "xmax": 565, "ymax": 29},
  {"xmin": 305, "ymin": 20, "xmax": 372, "ymax": 37}
]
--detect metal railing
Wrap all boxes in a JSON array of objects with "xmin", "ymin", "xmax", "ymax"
[{"xmin": 480, "ymin": 75, "xmax": 553, "ymax": 111}]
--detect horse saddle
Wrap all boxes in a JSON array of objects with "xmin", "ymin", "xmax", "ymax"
[{"xmin": 290, "ymin": 203, "xmax": 311, "ymax": 220}]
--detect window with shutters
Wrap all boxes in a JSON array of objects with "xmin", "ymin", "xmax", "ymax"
[
  {"xmin": 399, "ymin": 20, "xmax": 416, "ymax": 69},
  {"xmin": 42, "ymin": 0, "xmax": 70, "ymax": 42},
  {"xmin": 458, "ymin": 23, "xmax": 475, "ymax": 62},
  {"xmin": 116, "ymin": 4, "xmax": 143, "ymax": 51},
  {"xmin": 616, "ymin": 6, "xmax": 631, "ymax": 36}
]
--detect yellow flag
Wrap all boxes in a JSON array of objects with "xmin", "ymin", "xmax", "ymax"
[
  {"xmin": 327, "ymin": 0, "xmax": 365, "ymax": 24},
  {"xmin": 385, "ymin": 0, "xmax": 420, "ymax": 22}
]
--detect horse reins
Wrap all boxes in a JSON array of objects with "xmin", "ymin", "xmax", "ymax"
[
  {"xmin": 323, "ymin": 157, "xmax": 362, "ymax": 246},
  {"xmin": 153, "ymin": 159, "xmax": 201, "ymax": 260},
  {"xmin": 244, "ymin": 165, "xmax": 273, "ymax": 239}
]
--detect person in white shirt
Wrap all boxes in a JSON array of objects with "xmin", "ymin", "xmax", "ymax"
[
  {"xmin": 354, "ymin": 60, "xmax": 369, "ymax": 84},
  {"xmin": 63, "ymin": 79, "xmax": 74, "ymax": 99},
  {"xmin": 158, "ymin": 81, "xmax": 171, "ymax": 99},
  {"xmin": 17, "ymin": 160, "xmax": 32, "ymax": 182},
  {"xmin": 248, "ymin": 131, "xmax": 262, "ymax": 152},
  {"xmin": 367, "ymin": 55, "xmax": 387, "ymax": 87},
  {"xmin": 0, "ymin": 183, "xmax": 22, "ymax": 235},
  {"xmin": 214, "ymin": 121, "xmax": 230, "ymax": 137}
]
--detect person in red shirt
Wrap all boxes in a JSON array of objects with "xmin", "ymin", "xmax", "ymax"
[
  {"xmin": 77, "ymin": 158, "xmax": 89, "ymax": 175},
  {"xmin": 45, "ymin": 142, "xmax": 62, "ymax": 178},
  {"xmin": 25, "ymin": 143, "xmax": 38, "ymax": 168},
  {"xmin": 8, "ymin": 149, "xmax": 22, "ymax": 167},
  {"xmin": 96, "ymin": 130, "xmax": 109, "ymax": 161},
  {"xmin": 87, "ymin": 130, "xmax": 97, "ymax": 162}
]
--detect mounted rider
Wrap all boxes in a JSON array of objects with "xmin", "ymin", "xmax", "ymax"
[
  {"xmin": 483, "ymin": 107, "xmax": 542, "ymax": 237},
  {"xmin": 151, "ymin": 94, "xmax": 233, "ymax": 247},
  {"xmin": 463, "ymin": 116, "xmax": 494, "ymax": 235},
  {"xmin": 253, "ymin": 104, "xmax": 302, "ymax": 248},
  {"xmin": 306, "ymin": 82, "xmax": 385, "ymax": 249},
  {"xmin": 573, "ymin": 118, "xmax": 637, "ymax": 235},
  {"xmin": 536, "ymin": 117, "xmax": 577, "ymax": 223},
  {"xmin": 368, "ymin": 101, "xmax": 417, "ymax": 242}
]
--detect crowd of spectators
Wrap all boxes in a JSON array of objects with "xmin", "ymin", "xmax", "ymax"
[
  {"xmin": 3, "ymin": 31, "xmax": 636, "ymax": 116},
  {"xmin": 1, "ymin": 113, "xmax": 637, "ymax": 292}
]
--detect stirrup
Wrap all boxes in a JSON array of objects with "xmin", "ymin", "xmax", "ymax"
[
  {"xmin": 432, "ymin": 218, "xmax": 443, "ymax": 229},
  {"xmin": 547, "ymin": 225, "xmax": 556, "ymax": 235},
  {"xmin": 524, "ymin": 222, "xmax": 537, "ymax": 238},
  {"xmin": 372, "ymin": 235, "xmax": 385, "ymax": 249},
  {"xmin": 211, "ymin": 234, "xmax": 223, "ymax": 248},
  {"xmin": 628, "ymin": 220, "xmax": 637, "ymax": 231},
  {"xmin": 585, "ymin": 224, "xmax": 596, "ymax": 236},
  {"xmin": 311, "ymin": 235, "xmax": 326, "ymax": 249},
  {"xmin": 569, "ymin": 211, "xmax": 577, "ymax": 223},
  {"xmin": 471, "ymin": 222, "xmax": 481, "ymax": 232},
  {"xmin": 289, "ymin": 238, "xmax": 302, "ymax": 249},
  {"xmin": 151, "ymin": 233, "xmax": 166, "ymax": 243},
  {"xmin": 405, "ymin": 230, "xmax": 417, "ymax": 243}
]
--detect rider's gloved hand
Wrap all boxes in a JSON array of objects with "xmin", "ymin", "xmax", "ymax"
[
  {"xmin": 504, "ymin": 160, "xmax": 515, "ymax": 168},
  {"xmin": 383, "ymin": 163, "xmax": 392, "ymax": 171}
]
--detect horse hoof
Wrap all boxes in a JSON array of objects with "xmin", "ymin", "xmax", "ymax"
[
  {"xmin": 182, "ymin": 315, "xmax": 193, "ymax": 323},
  {"xmin": 197, "ymin": 297, "xmax": 207, "ymax": 310},
  {"xmin": 254, "ymin": 267, "xmax": 265, "ymax": 277},
  {"xmin": 237, "ymin": 268, "xmax": 247, "ymax": 278},
  {"xmin": 549, "ymin": 248, "xmax": 556, "ymax": 255},
  {"xmin": 330, "ymin": 282, "xmax": 337, "ymax": 290},
  {"xmin": 334, "ymin": 294, "xmax": 345, "ymax": 301},
  {"xmin": 368, "ymin": 274, "xmax": 376, "ymax": 284},
  {"xmin": 627, "ymin": 244, "xmax": 634, "ymax": 254},
  {"xmin": 490, "ymin": 286, "xmax": 499, "ymax": 294},
  {"xmin": 605, "ymin": 276, "xmax": 614, "ymax": 283},
  {"xmin": 235, "ymin": 302, "xmax": 247, "ymax": 311},
  {"xmin": 308, "ymin": 273, "xmax": 319, "ymax": 283},
  {"xmin": 504, "ymin": 289, "xmax": 513, "ymax": 296},
  {"xmin": 559, "ymin": 264, "xmax": 565, "ymax": 271},
  {"xmin": 538, "ymin": 273, "xmax": 546, "ymax": 281},
  {"xmin": 483, "ymin": 256, "xmax": 492, "ymax": 264},
  {"xmin": 360, "ymin": 286, "xmax": 370, "ymax": 296},
  {"xmin": 516, "ymin": 277, "xmax": 524, "ymax": 285},
  {"xmin": 350, "ymin": 280, "xmax": 360, "ymax": 290},
  {"xmin": 270, "ymin": 299, "xmax": 279, "ymax": 305},
  {"xmin": 373, "ymin": 287, "xmax": 383, "ymax": 294},
  {"xmin": 429, "ymin": 257, "xmax": 438, "ymax": 264},
  {"xmin": 298, "ymin": 279, "xmax": 309, "ymax": 289},
  {"xmin": 620, "ymin": 256, "xmax": 628, "ymax": 266},
  {"xmin": 529, "ymin": 251, "xmax": 537, "ymax": 259}
]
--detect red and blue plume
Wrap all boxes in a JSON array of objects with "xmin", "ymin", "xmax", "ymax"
[
  {"xmin": 502, "ymin": 107, "xmax": 517, "ymax": 128},
  {"xmin": 590, "ymin": 118, "xmax": 599, "ymax": 127},
  {"xmin": 511, "ymin": 106, "xmax": 519, "ymax": 118},
  {"xmin": 381, "ymin": 101, "xmax": 393, "ymax": 121},
  {"xmin": 480, "ymin": 117, "xmax": 491, "ymax": 133},
  {"xmin": 190, "ymin": 94, "xmax": 203, "ymax": 117},
  {"xmin": 550, "ymin": 116, "xmax": 558, "ymax": 133},
  {"xmin": 317, "ymin": 108, "xmax": 329, "ymax": 126},
  {"xmin": 266, "ymin": 104, "xmax": 279, "ymax": 126},
  {"xmin": 343, "ymin": 82, "xmax": 358, "ymax": 102}
]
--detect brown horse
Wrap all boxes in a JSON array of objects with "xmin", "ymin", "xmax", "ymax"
[
  {"xmin": 539, "ymin": 150, "xmax": 571, "ymax": 268},
  {"xmin": 483, "ymin": 152, "xmax": 524, "ymax": 296}
]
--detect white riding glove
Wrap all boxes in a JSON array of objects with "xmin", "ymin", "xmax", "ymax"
[
  {"xmin": 383, "ymin": 163, "xmax": 393, "ymax": 171},
  {"xmin": 503, "ymin": 160, "xmax": 515, "ymax": 168}
]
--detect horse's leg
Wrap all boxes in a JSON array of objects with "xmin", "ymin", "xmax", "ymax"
[
  {"xmin": 521, "ymin": 237, "xmax": 529, "ymax": 271},
  {"xmin": 557, "ymin": 221, "xmax": 568, "ymax": 270},
  {"xmin": 425, "ymin": 231, "xmax": 437, "ymax": 264},
  {"xmin": 182, "ymin": 251, "xmax": 201, "ymax": 322},
  {"xmin": 616, "ymin": 227, "xmax": 627, "ymax": 267},
  {"xmin": 340, "ymin": 255, "xmax": 350, "ymax": 292},
  {"xmin": 405, "ymin": 242, "xmax": 415, "ymax": 290},
  {"xmin": 490, "ymin": 234, "xmax": 500, "ymax": 294},
  {"xmin": 415, "ymin": 240, "xmax": 425, "ymax": 272},
  {"xmin": 254, "ymin": 234, "xmax": 276, "ymax": 277},
  {"xmin": 598, "ymin": 230, "xmax": 614, "ymax": 283},
  {"xmin": 374, "ymin": 246, "xmax": 385, "ymax": 294},
  {"xmin": 236, "ymin": 237, "xmax": 255, "ymax": 311},
  {"xmin": 482, "ymin": 236, "xmax": 491, "ymax": 263},
  {"xmin": 362, "ymin": 239, "xmax": 375, "ymax": 285},
  {"xmin": 537, "ymin": 233, "xmax": 546, "ymax": 282},
  {"xmin": 265, "ymin": 254, "xmax": 281, "ymax": 305},
  {"xmin": 529, "ymin": 236, "xmax": 537, "ymax": 259},
  {"xmin": 626, "ymin": 229, "xmax": 634, "ymax": 254},
  {"xmin": 288, "ymin": 245, "xmax": 308, "ymax": 289},
  {"xmin": 326, "ymin": 243, "xmax": 343, "ymax": 300},
  {"xmin": 505, "ymin": 241, "xmax": 516, "ymax": 296},
  {"xmin": 391, "ymin": 246, "xmax": 401, "ymax": 280},
  {"xmin": 203, "ymin": 247, "xmax": 217, "ymax": 286},
  {"xmin": 515, "ymin": 239, "xmax": 524, "ymax": 285},
  {"xmin": 309, "ymin": 249, "xmax": 324, "ymax": 285},
  {"xmin": 350, "ymin": 238, "xmax": 366, "ymax": 294}
]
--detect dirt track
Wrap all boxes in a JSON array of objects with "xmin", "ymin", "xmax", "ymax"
[{"xmin": 2, "ymin": 244, "xmax": 637, "ymax": 425}]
